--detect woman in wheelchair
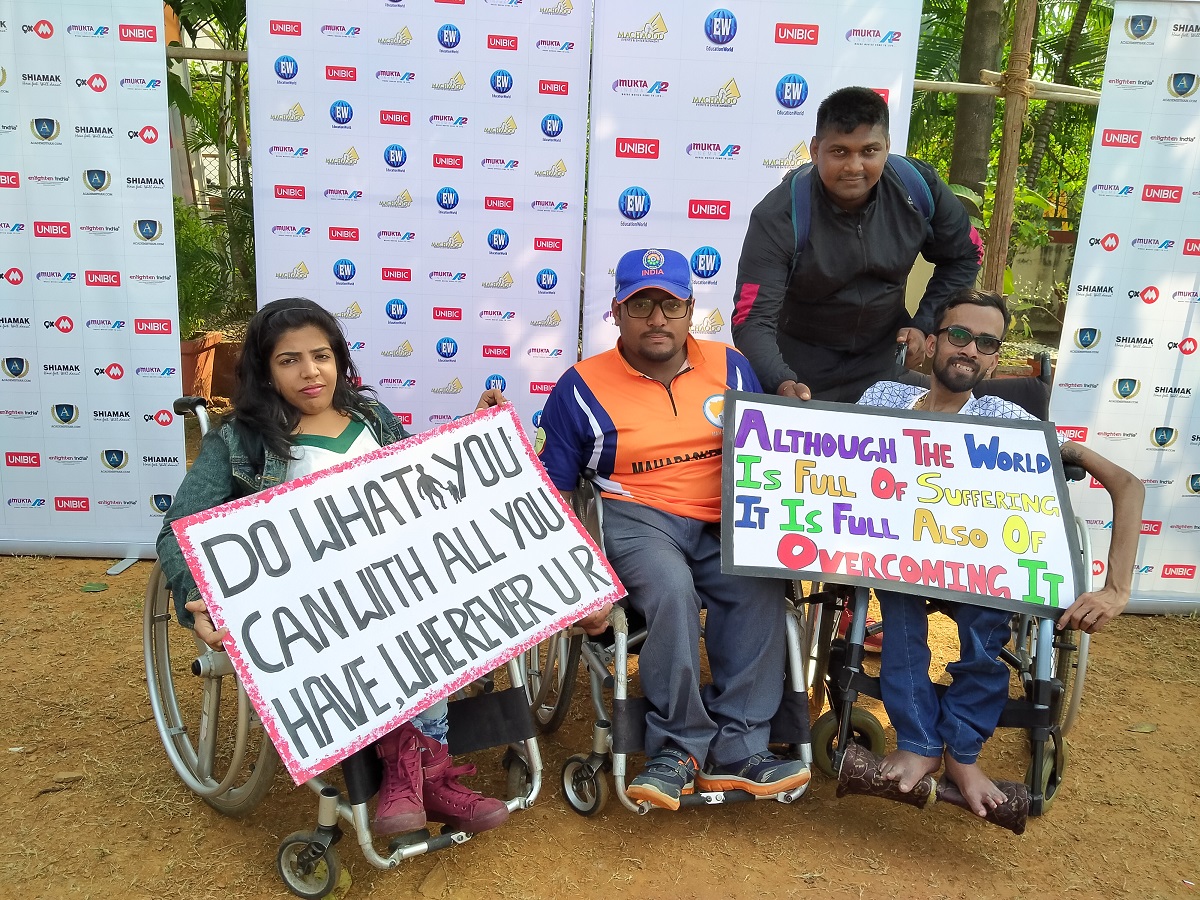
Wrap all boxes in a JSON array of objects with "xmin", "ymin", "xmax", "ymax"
[{"xmin": 155, "ymin": 297, "xmax": 510, "ymax": 835}]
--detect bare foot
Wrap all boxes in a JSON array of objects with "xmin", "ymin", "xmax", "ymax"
[
  {"xmin": 943, "ymin": 754, "xmax": 1008, "ymax": 817},
  {"xmin": 878, "ymin": 749, "xmax": 941, "ymax": 793}
]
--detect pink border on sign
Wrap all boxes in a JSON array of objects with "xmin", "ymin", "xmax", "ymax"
[{"xmin": 173, "ymin": 403, "xmax": 624, "ymax": 783}]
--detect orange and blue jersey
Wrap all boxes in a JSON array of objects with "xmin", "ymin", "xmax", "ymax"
[{"xmin": 535, "ymin": 336, "xmax": 761, "ymax": 522}]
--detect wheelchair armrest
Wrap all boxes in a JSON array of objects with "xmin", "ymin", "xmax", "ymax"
[
  {"xmin": 1064, "ymin": 463, "xmax": 1085, "ymax": 482},
  {"xmin": 173, "ymin": 396, "xmax": 209, "ymax": 417}
]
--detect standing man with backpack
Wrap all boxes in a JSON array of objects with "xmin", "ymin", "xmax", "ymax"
[{"xmin": 732, "ymin": 86, "xmax": 983, "ymax": 403}]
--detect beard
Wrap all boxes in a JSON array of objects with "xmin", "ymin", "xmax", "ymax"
[{"xmin": 933, "ymin": 353, "xmax": 986, "ymax": 393}]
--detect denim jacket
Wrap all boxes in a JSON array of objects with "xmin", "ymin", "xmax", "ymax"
[{"xmin": 156, "ymin": 399, "xmax": 410, "ymax": 626}]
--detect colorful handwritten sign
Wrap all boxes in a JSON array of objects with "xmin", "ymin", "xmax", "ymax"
[
  {"xmin": 721, "ymin": 394, "xmax": 1085, "ymax": 616},
  {"xmin": 174, "ymin": 405, "xmax": 622, "ymax": 783}
]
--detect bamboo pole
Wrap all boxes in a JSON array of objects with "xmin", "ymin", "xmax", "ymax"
[{"xmin": 983, "ymin": 0, "xmax": 1039, "ymax": 293}]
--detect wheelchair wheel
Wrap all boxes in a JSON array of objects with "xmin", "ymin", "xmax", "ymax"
[
  {"xmin": 1026, "ymin": 732, "xmax": 1067, "ymax": 816},
  {"xmin": 521, "ymin": 630, "xmax": 582, "ymax": 733},
  {"xmin": 561, "ymin": 754, "xmax": 609, "ymax": 816},
  {"xmin": 503, "ymin": 748, "xmax": 531, "ymax": 800},
  {"xmin": 276, "ymin": 832, "xmax": 342, "ymax": 900},
  {"xmin": 810, "ymin": 709, "xmax": 887, "ymax": 778},
  {"xmin": 143, "ymin": 562, "xmax": 279, "ymax": 816}
]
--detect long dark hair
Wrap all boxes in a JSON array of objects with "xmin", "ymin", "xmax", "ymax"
[{"xmin": 233, "ymin": 297, "xmax": 375, "ymax": 460}]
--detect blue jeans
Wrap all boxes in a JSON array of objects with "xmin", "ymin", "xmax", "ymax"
[
  {"xmin": 877, "ymin": 589, "xmax": 1011, "ymax": 764},
  {"xmin": 601, "ymin": 499, "xmax": 785, "ymax": 767},
  {"xmin": 413, "ymin": 699, "xmax": 449, "ymax": 744}
]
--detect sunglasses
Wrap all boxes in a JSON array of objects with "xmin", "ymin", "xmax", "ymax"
[
  {"xmin": 622, "ymin": 295, "xmax": 692, "ymax": 319},
  {"xmin": 935, "ymin": 325, "xmax": 1003, "ymax": 355}
]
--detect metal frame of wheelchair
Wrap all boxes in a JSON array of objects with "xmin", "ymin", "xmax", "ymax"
[
  {"xmin": 551, "ymin": 480, "xmax": 814, "ymax": 817},
  {"xmin": 803, "ymin": 517, "xmax": 1093, "ymax": 817},
  {"xmin": 143, "ymin": 398, "xmax": 546, "ymax": 899}
]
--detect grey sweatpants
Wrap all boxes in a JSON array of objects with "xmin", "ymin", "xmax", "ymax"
[{"xmin": 601, "ymin": 499, "xmax": 785, "ymax": 767}]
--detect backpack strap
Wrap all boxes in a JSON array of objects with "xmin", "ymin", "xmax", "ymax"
[{"xmin": 887, "ymin": 154, "xmax": 935, "ymax": 225}]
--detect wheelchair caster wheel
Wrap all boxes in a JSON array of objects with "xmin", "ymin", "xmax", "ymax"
[
  {"xmin": 277, "ymin": 832, "xmax": 341, "ymax": 899},
  {"xmin": 1026, "ymin": 733, "xmax": 1067, "ymax": 816},
  {"xmin": 561, "ymin": 754, "xmax": 609, "ymax": 817},
  {"xmin": 811, "ymin": 709, "xmax": 887, "ymax": 778},
  {"xmin": 504, "ymin": 749, "xmax": 531, "ymax": 800}
]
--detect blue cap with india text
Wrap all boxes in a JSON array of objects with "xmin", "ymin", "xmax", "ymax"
[{"xmin": 614, "ymin": 248, "xmax": 692, "ymax": 303}]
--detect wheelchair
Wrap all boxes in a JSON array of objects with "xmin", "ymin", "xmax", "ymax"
[
  {"xmin": 143, "ymin": 397, "xmax": 545, "ymax": 898},
  {"xmin": 554, "ymin": 478, "xmax": 814, "ymax": 817},
  {"xmin": 804, "ymin": 353, "xmax": 1092, "ymax": 816}
]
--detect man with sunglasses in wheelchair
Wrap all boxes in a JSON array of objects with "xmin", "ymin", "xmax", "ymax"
[
  {"xmin": 533, "ymin": 248, "xmax": 811, "ymax": 810},
  {"xmin": 854, "ymin": 287, "xmax": 1144, "ymax": 818}
]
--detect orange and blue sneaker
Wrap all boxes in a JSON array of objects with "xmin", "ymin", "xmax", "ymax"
[
  {"xmin": 626, "ymin": 747, "xmax": 698, "ymax": 811},
  {"xmin": 696, "ymin": 752, "xmax": 811, "ymax": 797}
]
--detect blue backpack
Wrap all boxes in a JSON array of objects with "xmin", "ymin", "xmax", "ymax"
[{"xmin": 788, "ymin": 153, "xmax": 934, "ymax": 274}]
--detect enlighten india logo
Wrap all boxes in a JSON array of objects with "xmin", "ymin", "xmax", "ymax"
[
  {"xmin": 693, "ymin": 78, "xmax": 741, "ymax": 107},
  {"xmin": 619, "ymin": 13, "xmax": 667, "ymax": 41}
]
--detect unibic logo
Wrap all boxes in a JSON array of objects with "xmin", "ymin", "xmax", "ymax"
[
  {"xmin": 1056, "ymin": 426, "xmax": 1088, "ymax": 442},
  {"xmin": 1183, "ymin": 238, "xmax": 1200, "ymax": 256},
  {"xmin": 1088, "ymin": 233, "xmax": 1119, "ymax": 251},
  {"xmin": 616, "ymin": 137, "xmax": 659, "ymax": 158},
  {"xmin": 380, "ymin": 110, "xmax": 411, "ymax": 126},
  {"xmin": 34, "ymin": 221, "xmax": 70, "ymax": 238},
  {"xmin": 485, "ymin": 196, "xmax": 514, "ymax": 210},
  {"xmin": 55, "ymin": 497, "xmax": 90, "ymax": 512},
  {"xmin": 119, "ymin": 24, "xmax": 157, "ymax": 42},
  {"xmin": 270, "ymin": 20, "xmax": 302, "ymax": 36},
  {"xmin": 86, "ymin": 270, "xmax": 121, "ymax": 286},
  {"xmin": 775, "ymin": 22, "xmax": 818, "ymax": 44},
  {"xmin": 329, "ymin": 227, "xmax": 359, "ymax": 241},
  {"xmin": 1101, "ymin": 129, "xmax": 1141, "ymax": 147},
  {"xmin": 1143, "ymin": 184, "xmax": 1182, "ymax": 202},
  {"xmin": 1164, "ymin": 565, "xmax": 1198, "ymax": 579},
  {"xmin": 689, "ymin": 199, "xmax": 730, "ymax": 219}
]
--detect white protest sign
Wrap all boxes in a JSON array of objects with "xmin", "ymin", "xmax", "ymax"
[
  {"xmin": 722, "ymin": 394, "xmax": 1085, "ymax": 616},
  {"xmin": 174, "ymin": 405, "xmax": 622, "ymax": 783}
]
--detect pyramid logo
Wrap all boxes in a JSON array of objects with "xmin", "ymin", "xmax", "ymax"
[
  {"xmin": 693, "ymin": 78, "xmax": 741, "ymax": 107},
  {"xmin": 540, "ymin": 0, "xmax": 574, "ymax": 15},
  {"xmin": 432, "ymin": 71, "xmax": 466, "ymax": 92},
  {"xmin": 532, "ymin": 310, "xmax": 562, "ymax": 327},
  {"xmin": 691, "ymin": 309, "xmax": 725, "ymax": 335},
  {"xmin": 763, "ymin": 141, "xmax": 811, "ymax": 169},
  {"xmin": 380, "ymin": 190, "xmax": 413, "ymax": 208},
  {"xmin": 270, "ymin": 102, "xmax": 305, "ymax": 122},
  {"xmin": 484, "ymin": 116, "xmax": 518, "ymax": 135},
  {"xmin": 431, "ymin": 231, "xmax": 465, "ymax": 249},
  {"xmin": 619, "ymin": 13, "xmax": 667, "ymax": 41},
  {"xmin": 381, "ymin": 341, "xmax": 414, "ymax": 358},
  {"xmin": 277, "ymin": 262, "xmax": 310, "ymax": 280},
  {"xmin": 326, "ymin": 147, "xmax": 360, "ymax": 166},
  {"xmin": 482, "ymin": 271, "xmax": 515, "ymax": 289},
  {"xmin": 535, "ymin": 159, "xmax": 568, "ymax": 178},
  {"xmin": 431, "ymin": 377, "xmax": 464, "ymax": 394},
  {"xmin": 378, "ymin": 27, "xmax": 413, "ymax": 46},
  {"xmin": 335, "ymin": 301, "xmax": 362, "ymax": 319}
]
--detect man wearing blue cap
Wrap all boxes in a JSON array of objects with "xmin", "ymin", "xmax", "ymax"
[{"xmin": 535, "ymin": 248, "xmax": 810, "ymax": 810}]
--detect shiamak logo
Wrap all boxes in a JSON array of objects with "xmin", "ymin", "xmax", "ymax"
[
  {"xmin": 1074, "ymin": 283, "xmax": 1112, "ymax": 297},
  {"xmin": 1089, "ymin": 232, "xmax": 1119, "ymax": 251},
  {"xmin": 619, "ymin": 13, "xmax": 667, "ymax": 41},
  {"xmin": 1111, "ymin": 378, "xmax": 1140, "ymax": 399},
  {"xmin": 692, "ymin": 78, "xmax": 740, "ymax": 107}
]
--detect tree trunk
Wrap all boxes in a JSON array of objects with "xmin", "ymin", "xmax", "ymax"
[
  {"xmin": 1025, "ymin": 0, "xmax": 1093, "ymax": 188},
  {"xmin": 947, "ymin": 0, "xmax": 1006, "ymax": 200}
]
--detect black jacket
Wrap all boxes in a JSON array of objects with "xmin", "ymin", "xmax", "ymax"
[{"xmin": 732, "ymin": 157, "xmax": 980, "ymax": 395}]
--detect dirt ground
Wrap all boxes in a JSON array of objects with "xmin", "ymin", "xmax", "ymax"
[{"xmin": 1, "ymin": 549, "xmax": 1197, "ymax": 900}]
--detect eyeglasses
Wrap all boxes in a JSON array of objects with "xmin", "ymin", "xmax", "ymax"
[
  {"xmin": 622, "ymin": 295, "xmax": 692, "ymax": 319},
  {"xmin": 935, "ymin": 325, "xmax": 1003, "ymax": 355}
]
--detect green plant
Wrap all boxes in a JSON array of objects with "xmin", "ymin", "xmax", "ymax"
[{"xmin": 174, "ymin": 197, "xmax": 231, "ymax": 338}]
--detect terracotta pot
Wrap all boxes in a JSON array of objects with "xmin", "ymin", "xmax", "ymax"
[
  {"xmin": 211, "ymin": 339, "xmax": 243, "ymax": 401},
  {"xmin": 179, "ymin": 331, "xmax": 223, "ymax": 399}
]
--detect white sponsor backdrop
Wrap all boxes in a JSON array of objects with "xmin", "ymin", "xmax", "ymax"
[
  {"xmin": 247, "ymin": 0, "xmax": 591, "ymax": 436},
  {"xmin": 0, "ymin": 2, "xmax": 183, "ymax": 558},
  {"xmin": 581, "ymin": 2, "xmax": 922, "ymax": 357},
  {"xmin": 1050, "ymin": 0, "xmax": 1200, "ymax": 609}
]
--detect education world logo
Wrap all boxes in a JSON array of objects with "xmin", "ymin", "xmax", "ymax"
[{"xmin": 705, "ymin": 9, "xmax": 736, "ymax": 49}]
